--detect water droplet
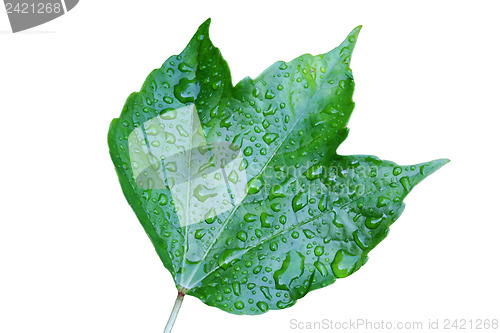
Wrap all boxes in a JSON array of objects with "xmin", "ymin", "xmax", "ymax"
[
  {"xmin": 277, "ymin": 300, "xmax": 295, "ymax": 309},
  {"xmin": 263, "ymin": 106, "xmax": 277, "ymax": 116},
  {"xmin": 176, "ymin": 124, "xmax": 188, "ymax": 137},
  {"xmin": 193, "ymin": 184, "xmax": 218, "ymax": 202},
  {"xmin": 146, "ymin": 152, "xmax": 160, "ymax": 169},
  {"xmin": 158, "ymin": 193, "xmax": 168, "ymax": 205},
  {"xmin": 232, "ymin": 282, "xmax": 241, "ymax": 296},
  {"xmin": 220, "ymin": 116, "xmax": 231, "ymax": 129},
  {"xmin": 265, "ymin": 90, "xmax": 276, "ymax": 99},
  {"xmin": 292, "ymin": 191, "xmax": 308, "ymax": 212},
  {"xmin": 240, "ymin": 159, "xmax": 248, "ymax": 171},
  {"xmin": 234, "ymin": 301, "xmax": 244, "ymax": 310},
  {"xmin": 244, "ymin": 213, "xmax": 257, "ymax": 222},
  {"xmin": 377, "ymin": 196, "xmax": 391, "ymax": 208},
  {"xmin": 393, "ymin": 167, "xmax": 402, "ymax": 176},
  {"xmin": 318, "ymin": 194, "xmax": 327, "ymax": 212},
  {"xmin": 303, "ymin": 229, "xmax": 315, "ymax": 239},
  {"xmin": 174, "ymin": 77, "xmax": 195, "ymax": 103},
  {"xmin": 195, "ymin": 229, "xmax": 206, "ymax": 240},
  {"xmin": 271, "ymin": 203, "xmax": 281, "ymax": 212},
  {"xmin": 237, "ymin": 231, "xmax": 248, "ymax": 242},
  {"xmin": 314, "ymin": 246, "xmax": 324, "ymax": 256},
  {"xmin": 163, "ymin": 161, "xmax": 176, "ymax": 172},
  {"xmin": 331, "ymin": 250, "xmax": 360, "ymax": 278},
  {"xmin": 365, "ymin": 216, "xmax": 383, "ymax": 229},
  {"xmin": 247, "ymin": 176, "xmax": 263, "ymax": 194},
  {"xmin": 218, "ymin": 248, "xmax": 242, "ymax": 269},
  {"xmin": 269, "ymin": 184, "xmax": 286, "ymax": 201},
  {"xmin": 252, "ymin": 88, "xmax": 260, "ymax": 98},
  {"xmin": 260, "ymin": 286, "xmax": 272, "ymax": 300},
  {"xmin": 400, "ymin": 176, "xmax": 412, "ymax": 192},
  {"xmin": 260, "ymin": 213, "xmax": 273, "ymax": 228},
  {"xmin": 145, "ymin": 124, "xmax": 159, "ymax": 136},
  {"xmin": 211, "ymin": 81, "xmax": 221, "ymax": 92},
  {"xmin": 178, "ymin": 62, "xmax": 193, "ymax": 73},
  {"xmin": 228, "ymin": 170, "xmax": 239, "ymax": 184},
  {"xmin": 257, "ymin": 301, "xmax": 269, "ymax": 312},
  {"xmin": 263, "ymin": 133, "xmax": 278, "ymax": 145},
  {"xmin": 205, "ymin": 207, "xmax": 216, "ymax": 224},
  {"xmin": 160, "ymin": 108, "xmax": 177, "ymax": 120},
  {"xmin": 243, "ymin": 147, "xmax": 253, "ymax": 156},
  {"xmin": 273, "ymin": 251, "xmax": 304, "ymax": 291},
  {"xmin": 305, "ymin": 164, "xmax": 324, "ymax": 180},
  {"xmin": 314, "ymin": 261, "xmax": 328, "ymax": 276},
  {"xmin": 353, "ymin": 230, "xmax": 369, "ymax": 250}
]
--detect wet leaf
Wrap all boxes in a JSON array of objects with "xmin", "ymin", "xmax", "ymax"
[{"xmin": 108, "ymin": 19, "xmax": 448, "ymax": 315}]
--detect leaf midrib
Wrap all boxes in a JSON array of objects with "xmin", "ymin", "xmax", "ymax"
[{"xmin": 180, "ymin": 102, "xmax": 196, "ymax": 286}]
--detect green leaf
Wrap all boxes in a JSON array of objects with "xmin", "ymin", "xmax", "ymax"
[{"xmin": 108, "ymin": 19, "xmax": 448, "ymax": 317}]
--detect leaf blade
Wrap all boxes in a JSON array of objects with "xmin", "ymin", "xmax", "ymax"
[{"xmin": 108, "ymin": 20, "xmax": 448, "ymax": 315}]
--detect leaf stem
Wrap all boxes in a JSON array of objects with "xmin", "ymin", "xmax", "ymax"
[{"xmin": 163, "ymin": 291, "xmax": 184, "ymax": 333}]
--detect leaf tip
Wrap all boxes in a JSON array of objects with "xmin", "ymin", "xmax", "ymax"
[
  {"xmin": 196, "ymin": 18, "xmax": 212, "ymax": 37},
  {"xmin": 411, "ymin": 158, "xmax": 449, "ymax": 185},
  {"xmin": 429, "ymin": 158, "xmax": 450, "ymax": 171},
  {"xmin": 332, "ymin": 25, "xmax": 362, "ymax": 65},
  {"xmin": 347, "ymin": 25, "xmax": 362, "ymax": 45}
]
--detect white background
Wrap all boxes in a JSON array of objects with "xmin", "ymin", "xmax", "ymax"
[{"xmin": 1, "ymin": 1, "xmax": 499, "ymax": 332}]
